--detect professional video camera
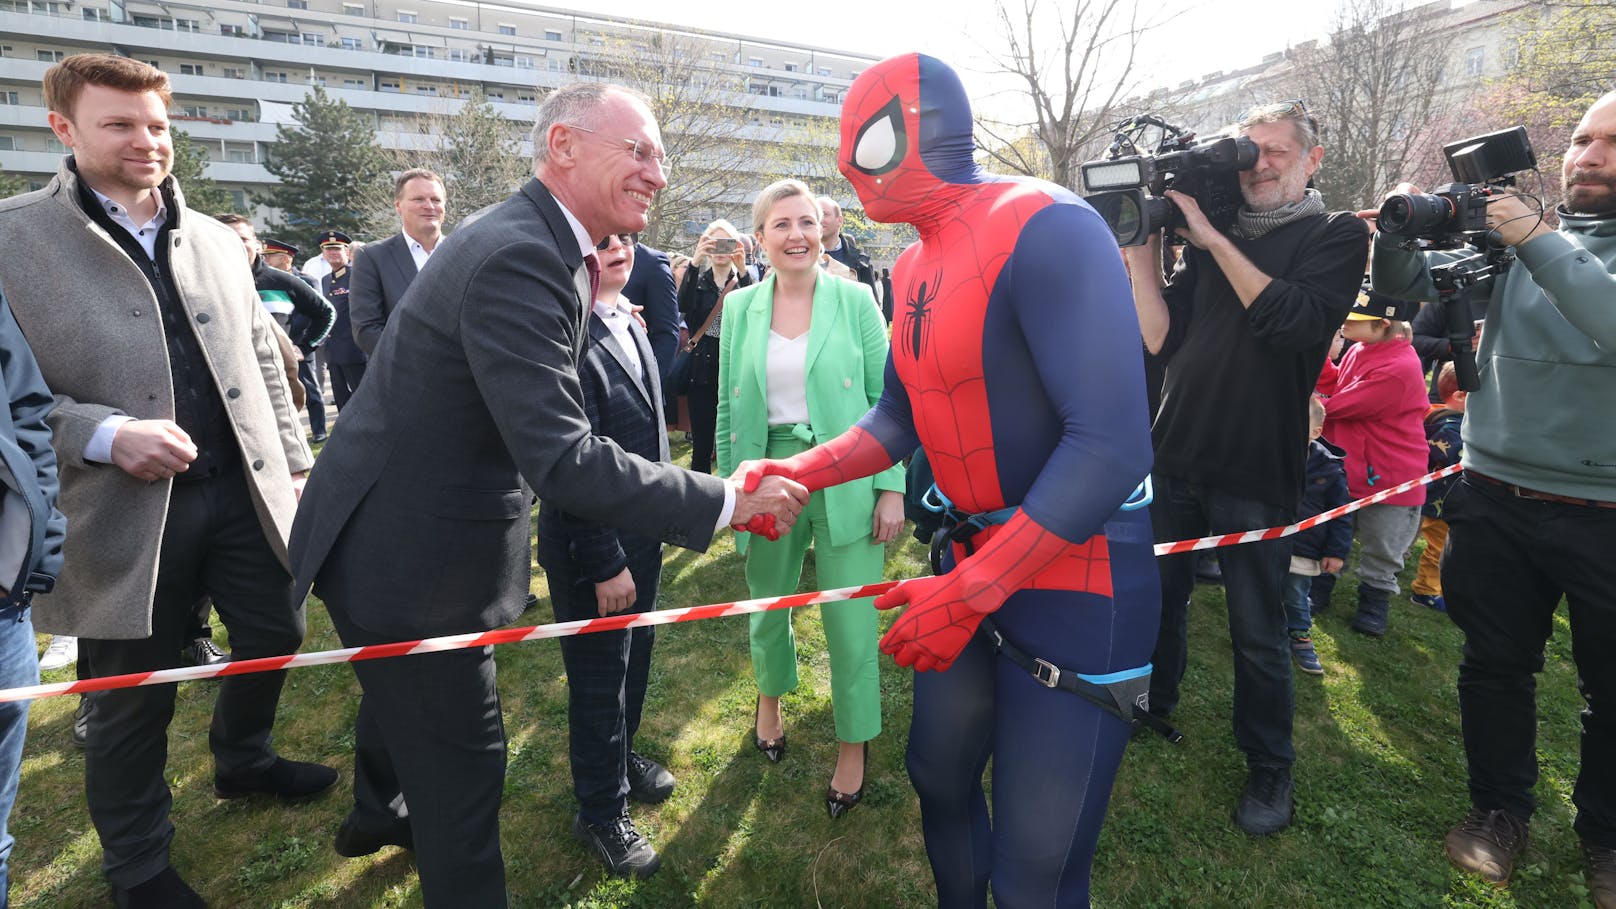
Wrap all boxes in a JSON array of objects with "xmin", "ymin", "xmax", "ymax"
[
  {"xmin": 1079, "ymin": 115, "xmax": 1258, "ymax": 247},
  {"xmin": 1377, "ymin": 126, "xmax": 1538, "ymax": 248},
  {"xmin": 1375, "ymin": 125, "xmax": 1541, "ymax": 392}
]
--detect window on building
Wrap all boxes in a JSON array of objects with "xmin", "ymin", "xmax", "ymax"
[
  {"xmin": 144, "ymin": 60, "xmax": 160, "ymax": 69},
  {"xmin": 179, "ymin": 63, "xmax": 203, "ymax": 76},
  {"xmin": 516, "ymin": 55, "xmax": 535, "ymax": 69},
  {"xmin": 545, "ymin": 29, "xmax": 562, "ymax": 41},
  {"xmin": 0, "ymin": 137, "xmax": 15, "ymax": 151},
  {"xmin": 379, "ymin": 78, "xmax": 400, "ymax": 92},
  {"xmin": 414, "ymin": 84, "xmax": 437, "ymax": 95},
  {"xmin": 226, "ymin": 148, "xmax": 254, "ymax": 163},
  {"xmin": 180, "ymin": 104, "xmax": 207, "ymax": 117},
  {"xmin": 447, "ymin": 48, "xmax": 471, "ymax": 63},
  {"xmin": 0, "ymin": 92, "xmax": 18, "ymax": 105},
  {"xmin": 343, "ymin": 78, "xmax": 366, "ymax": 88},
  {"xmin": 547, "ymin": 57, "xmax": 562, "ymax": 72},
  {"xmin": 784, "ymin": 63, "xmax": 797, "ymax": 72},
  {"xmin": 748, "ymin": 57, "xmax": 764, "ymax": 68},
  {"xmin": 44, "ymin": 137, "xmax": 65, "ymax": 154},
  {"xmin": 486, "ymin": 90, "xmax": 504, "ymax": 100},
  {"xmin": 497, "ymin": 24, "xmax": 515, "ymax": 36},
  {"xmin": 1464, "ymin": 46, "xmax": 1484, "ymax": 76},
  {"xmin": 301, "ymin": 33, "xmax": 325, "ymax": 46},
  {"xmin": 340, "ymin": 37, "xmax": 362, "ymax": 50},
  {"xmin": 225, "ymin": 108, "xmax": 250, "ymax": 121},
  {"xmin": 220, "ymin": 24, "xmax": 244, "ymax": 37},
  {"xmin": 517, "ymin": 91, "xmax": 535, "ymax": 102},
  {"xmin": 287, "ymin": 0, "xmax": 307, "ymax": 8},
  {"xmin": 264, "ymin": 71, "xmax": 289, "ymax": 83},
  {"xmin": 37, "ymin": 50, "xmax": 64, "ymax": 63},
  {"xmin": 228, "ymin": 189, "xmax": 247, "ymax": 210},
  {"xmin": 175, "ymin": 18, "xmax": 198, "ymax": 31},
  {"xmin": 411, "ymin": 45, "xmax": 431, "ymax": 58},
  {"xmin": 397, "ymin": 11, "xmax": 416, "ymax": 24},
  {"xmin": 343, "ymin": 2, "xmax": 362, "ymax": 14},
  {"xmin": 223, "ymin": 67, "xmax": 245, "ymax": 79},
  {"xmin": 449, "ymin": 17, "xmax": 467, "ymax": 29},
  {"xmin": 817, "ymin": 66, "xmax": 831, "ymax": 76}
]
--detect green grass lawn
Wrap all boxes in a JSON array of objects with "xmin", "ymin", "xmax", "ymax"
[{"xmin": 10, "ymin": 440, "xmax": 1594, "ymax": 907}]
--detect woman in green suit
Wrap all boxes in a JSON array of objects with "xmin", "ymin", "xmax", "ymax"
[{"xmin": 717, "ymin": 179, "xmax": 906, "ymax": 818}]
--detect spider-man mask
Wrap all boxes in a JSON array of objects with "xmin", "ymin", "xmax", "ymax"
[{"xmin": 838, "ymin": 53, "xmax": 981, "ymax": 226}]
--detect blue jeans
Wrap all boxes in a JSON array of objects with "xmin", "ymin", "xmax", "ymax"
[
  {"xmin": 1148, "ymin": 474, "xmax": 1296, "ymax": 768},
  {"xmin": 1282, "ymin": 572, "xmax": 1313, "ymax": 636},
  {"xmin": 0, "ymin": 606, "xmax": 37, "ymax": 906}
]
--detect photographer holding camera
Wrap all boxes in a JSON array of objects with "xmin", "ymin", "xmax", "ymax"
[
  {"xmin": 1121, "ymin": 101, "xmax": 1368, "ymax": 836},
  {"xmin": 1371, "ymin": 93, "xmax": 1616, "ymax": 905}
]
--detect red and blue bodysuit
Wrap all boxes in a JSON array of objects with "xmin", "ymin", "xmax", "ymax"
[{"xmin": 740, "ymin": 53, "xmax": 1160, "ymax": 907}]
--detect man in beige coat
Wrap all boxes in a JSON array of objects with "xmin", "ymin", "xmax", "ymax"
[{"xmin": 0, "ymin": 55, "xmax": 334, "ymax": 908}]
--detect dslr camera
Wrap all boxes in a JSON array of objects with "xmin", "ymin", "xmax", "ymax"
[
  {"xmin": 1080, "ymin": 115, "xmax": 1258, "ymax": 247},
  {"xmin": 1376, "ymin": 126, "xmax": 1537, "ymax": 248}
]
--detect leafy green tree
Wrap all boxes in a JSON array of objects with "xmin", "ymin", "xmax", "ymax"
[
  {"xmin": 0, "ymin": 167, "xmax": 24, "ymax": 201},
  {"xmin": 258, "ymin": 86, "xmax": 388, "ymax": 250},
  {"xmin": 169, "ymin": 128, "xmax": 234, "ymax": 215}
]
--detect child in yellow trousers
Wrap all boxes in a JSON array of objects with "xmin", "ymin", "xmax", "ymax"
[{"xmin": 1412, "ymin": 363, "xmax": 1466, "ymax": 611}]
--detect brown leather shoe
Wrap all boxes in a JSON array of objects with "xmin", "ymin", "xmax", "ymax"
[
  {"xmin": 1586, "ymin": 840, "xmax": 1616, "ymax": 909},
  {"xmin": 1445, "ymin": 809, "xmax": 1529, "ymax": 885}
]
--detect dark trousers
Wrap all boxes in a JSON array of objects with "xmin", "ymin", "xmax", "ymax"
[
  {"xmin": 545, "ymin": 545, "xmax": 660, "ymax": 825},
  {"xmin": 82, "ymin": 466, "xmax": 302, "ymax": 888},
  {"xmin": 1441, "ymin": 476, "xmax": 1616, "ymax": 848},
  {"xmin": 298, "ymin": 358, "xmax": 326, "ymax": 436},
  {"xmin": 687, "ymin": 380, "xmax": 718, "ymax": 474},
  {"xmin": 328, "ymin": 360, "xmax": 366, "ymax": 411},
  {"xmin": 1148, "ymin": 473, "xmax": 1296, "ymax": 768},
  {"xmin": 908, "ymin": 518, "xmax": 1159, "ymax": 908},
  {"xmin": 325, "ymin": 606, "xmax": 509, "ymax": 908}
]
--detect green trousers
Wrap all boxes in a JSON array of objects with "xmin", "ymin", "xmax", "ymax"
[{"xmin": 746, "ymin": 427, "xmax": 883, "ymax": 743}]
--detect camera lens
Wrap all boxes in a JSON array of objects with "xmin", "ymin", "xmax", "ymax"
[{"xmin": 1379, "ymin": 192, "xmax": 1455, "ymax": 236}]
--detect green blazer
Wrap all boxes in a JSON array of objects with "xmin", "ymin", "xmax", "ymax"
[{"xmin": 717, "ymin": 272, "xmax": 906, "ymax": 555}]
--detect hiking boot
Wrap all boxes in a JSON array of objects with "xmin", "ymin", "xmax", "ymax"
[
  {"xmin": 626, "ymin": 751, "xmax": 675, "ymax": 804},
  {"xmin": 1586, "ymin": 840, "xmax": 1616, "ymax": 909},
  {"xmin": 573, "ymin": 813, "xmax": 661, "ymax": 879},
  {"xmin": 1445, "ymin": 808, "xmax": 1529, "ymax": 885},
  {"xmin": 1410, "ymin": 593, "xmax": 1447, "ymax": 612},
  {"xmin": 1290, "ymin": 635, "xmax": 1324, "ymax": 675},
  {"xmin": 1351, "ymin": 585, "xmax": 1391, "ymax": 636},
  {"xmin": 1236, "ymin": 766, "xmax": 1293, "ymax": 836}
]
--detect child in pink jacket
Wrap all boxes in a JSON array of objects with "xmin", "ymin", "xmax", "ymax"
[{"xmin": 1318, "ymin": 290, "xmax": 1428, "ymax": 637}]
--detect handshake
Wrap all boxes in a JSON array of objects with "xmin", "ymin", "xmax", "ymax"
[{"xmin": 725, "ymin": 460, "xmax": 807, "ymax": 541}]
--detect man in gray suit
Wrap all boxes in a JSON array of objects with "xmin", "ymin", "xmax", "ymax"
[
  {"xmin": 348, "ymin": 168, "xmax": 446, "ymax": 356},
  {"xmin": 0, "ymin": 55, "xmax": 335, "ymax": 908},
  {"xmin": 289, "ymin": 82, "xmax": 807, "ymax": 907}
]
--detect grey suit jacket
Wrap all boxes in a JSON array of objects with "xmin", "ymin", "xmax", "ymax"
[
  {"xmin": 348, "ymin": 232, "xmax": 416, "ymax": 357},
  {"xmin": 0, "ymin": 159, "xmax": 311, "ymax": 638},
  {"xmin": 290, "ymin": 178, "xmax": 729, "ymax": 639}
]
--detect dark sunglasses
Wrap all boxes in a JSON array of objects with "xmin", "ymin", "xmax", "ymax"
[{"xmin": 595, "ymin": 233, "xmax": 634, "ymax": 251}]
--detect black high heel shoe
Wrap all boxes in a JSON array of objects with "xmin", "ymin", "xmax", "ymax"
[
  {"xmin": 753, "ymin": 696, "xmax": 786, "ymax": 763},
  {"xmin": 826, "ymin": 741, "xmax": 868, "ymax": 819}
]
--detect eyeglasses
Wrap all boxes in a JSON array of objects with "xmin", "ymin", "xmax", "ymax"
[
  {"xmin": 595, "ymin": 233, "xmax": 634, "ymax": 251},
  {"xmin": 1244, "ymin": 99, "xmax": 1310, "ymax": 120},
  {"xmin": 566, "ymin": 124, "xmax": 672, "ymax": 175}
]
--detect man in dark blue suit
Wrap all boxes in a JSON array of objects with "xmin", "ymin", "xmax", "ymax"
[
  {"xmin": 316, "ymin": 230, "xmax": 366, "ymax": 412},
  {"xmin": 537, "ymin": 232, "xmax": 674, "ymax": 879},
  {"xmin": 619, "ymin": 235, "xmax": 678, "ymax": 382}
]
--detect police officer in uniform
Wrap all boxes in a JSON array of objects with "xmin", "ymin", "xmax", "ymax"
[{"xmin": 318, "ymin": 230, "xmax": 367, "ymax": 412}]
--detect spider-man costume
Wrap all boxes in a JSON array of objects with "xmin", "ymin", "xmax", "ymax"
[{"xmin": 738, "ymin": 54, "xmax": 1160, "ymax": 907}]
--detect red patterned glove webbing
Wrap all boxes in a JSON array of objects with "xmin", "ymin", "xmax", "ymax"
[
  {"xmin": 736, "ymin": 426, "xmax": 894, "ymax": 496},
  {"xmin": 873, "ymin": 510, "xmax": 1071, "ymax": 672}
]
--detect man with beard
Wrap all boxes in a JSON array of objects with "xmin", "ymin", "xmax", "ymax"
[
  {"xmin": 1372, "ymin": 92, "xmax": 1616, "ymax": 907},
  {"xmin": 1122, "ymin": 101, "xmax": 1368, "ymax": 835}
]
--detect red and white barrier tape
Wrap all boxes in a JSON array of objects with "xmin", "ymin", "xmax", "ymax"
[
  {"xmin": 1151, "ymin": 463, "xmax": 1463, "ymax": 556},
  {"xmin": 6, "ymin": 465, "xmax": 1462, "ymax": 703}
]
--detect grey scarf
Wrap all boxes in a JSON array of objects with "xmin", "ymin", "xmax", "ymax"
[{"xmin": 1233, "ymin": 188, "xmax": 1326, "ymax": 239}]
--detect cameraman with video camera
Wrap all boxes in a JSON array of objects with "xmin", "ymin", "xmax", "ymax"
[
  {"xmin": 1371, "ymin": 93, "xmax": 1616, "ymax": 905},
  {"xmin": 1121, "ymin": 101, "xmax": 1368, "ymax": 836}
]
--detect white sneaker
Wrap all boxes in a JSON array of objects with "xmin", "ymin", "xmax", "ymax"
[{"xmin": 38, "ymin": 635, "xmax": 77, "ymax": 671}]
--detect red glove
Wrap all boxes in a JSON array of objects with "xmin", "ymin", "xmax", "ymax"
[
  {"xmin": 731, "ymin": 426, "xmax": 895, "ymax": 542},
  {"xmin": 736, "ymin": 426, "xmax": 895, "ymax": 496},
  {"xmin": 874, "ymin": 510, "xmax": 1071, "ymax": 672}
]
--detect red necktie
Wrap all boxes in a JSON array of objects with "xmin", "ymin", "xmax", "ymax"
[{"xmin": 584, "ymin": 252, "xmax": 601, "ymax": 303}]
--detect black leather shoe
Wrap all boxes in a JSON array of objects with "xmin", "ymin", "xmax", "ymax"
[
  {"xmin": 184, "ymin": 639, "xmax": 229, "ymax": 666},
  {"xmin": 310, "ymin": 432, "xmax": 328, "ymax": 443},
  {"xmin": 111, "ymin": 865, "xmax": 207, "ymax": 909},
  {"xmin": 826, "ymin": 742, "xmax": 868, "ymax": 820},
  {"xmin": 333, "ymin": 814, "xmax": 414, "ymax": 857},
  {"xmin": 753, "ymin": 696, "xmax": 785, "ymax": 763},
  {"xmin": 71, "ymin": 694, "xmax": 92, "ymax": 749},
  {"xmin": 214, "ymin": 757, "xmax": 338, "ymax": 802},
  {"xmin": 522, "ymin": 592, "xmax": 540, "ymax": 612},
  {"xmin": 573, "ymin": 813, "xmax": 661, "ymax": 879},
  {"xmin": 626, "ymin": 751, "xmax": 675, "ymax": 804},
  {"xmin": 1236, "ymin": 765, "xmax": 1294, "ymax": 836}
]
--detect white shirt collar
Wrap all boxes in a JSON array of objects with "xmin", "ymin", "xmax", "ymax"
[
  {"xmin": 89, "ymin": 186, "xmax": 168, "ymax": 259},
  {"xmin": 555, "ymin": 199, "xmax": 596, "ymax": 261}
]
